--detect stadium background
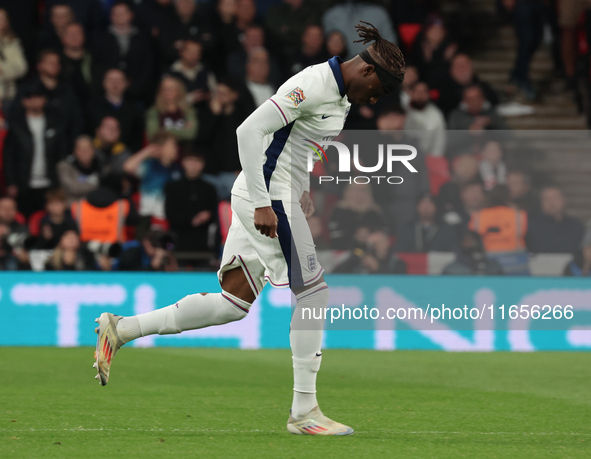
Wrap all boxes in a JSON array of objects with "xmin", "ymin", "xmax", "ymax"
[{"xmin": 0, "ymin": 0, "xmax": 590, "ymax": 352}]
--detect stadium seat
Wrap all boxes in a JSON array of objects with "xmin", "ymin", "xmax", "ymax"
[
  {"xmin": 398, "ymin": 23, "xmax": 422, "ymax": 52},
  {"xmin": 397, "ymin": 252, "xmax": 428, "ymax": 274}
]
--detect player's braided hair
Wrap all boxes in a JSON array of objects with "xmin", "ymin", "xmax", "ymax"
[{"xmin": 354, "ymin": 21, "xmax": 405, "ymax": 79}]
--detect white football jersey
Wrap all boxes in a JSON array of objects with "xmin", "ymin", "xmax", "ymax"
[{"xmin": 232, "ymin": 56, "xmax": 351, "ymax": 204}]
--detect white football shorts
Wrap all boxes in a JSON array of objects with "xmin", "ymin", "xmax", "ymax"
[{"xmin": 217, "ymin": 194, "xmax": 324, "ymax": 295}]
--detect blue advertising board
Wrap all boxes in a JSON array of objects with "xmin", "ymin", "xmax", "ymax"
[{"xmin": 1, "ymin": 273, "xmax": 590, "ymax": 351}]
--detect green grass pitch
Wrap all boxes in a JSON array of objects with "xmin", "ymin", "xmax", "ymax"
[{"xmin": 1, "ymin": 348, "xmax": 589, "ymax": 458}]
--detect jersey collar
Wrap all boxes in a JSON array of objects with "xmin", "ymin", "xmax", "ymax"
[{"xmin": 328, "ymin": 56, "xmax": 346, "ymax": 98}]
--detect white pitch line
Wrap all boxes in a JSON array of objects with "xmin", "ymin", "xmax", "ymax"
[{"xmin": 1, "ymin": 428, "xmax": 589, "ymax": 436}]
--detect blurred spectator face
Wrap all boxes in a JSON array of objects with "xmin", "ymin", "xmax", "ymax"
[
  {"xmin": 541, "ymin": 187, "xmax": 565, "ymax": 219},
  {"xmin": 62, "ymin": 23, "xmax": 85, "ymax": 50},
  {"xmin": 159, "ymin": 139, "xmax": 179, "ymax": 165},
  {"xmin": 0, "ymin": 197, "xmax": 17, "ymax": 225},
  {"xmin": 38, "ymin": 52, "xmax": 61, "ymax": 79},
  {"xmin": 51, "ymin": 5, "xmax": 74, "ymax": 34},
  {"xmin": 22, "ymin": 94, "xmax": 47, "ymax": 113},
  {"xmin": 506, "ymin": 172, "xmax": 530, "ymax": 199},
  {"xmin": 285, "ymin": 0, "xmax": 304, "ymax": 8},
  {"xmin": 218, "ymin": 0, "xmax": 237, "ymax": 20},
  {"xmin": 461, "ymin": 183, "xmax": 485, "ymax": 210},
  {"xmin": 182, "ymin": 155, "xmax": 205, "ymax": 178},
  {"xmin": 46, "ymin": 196, "xmax": 67, "ymax": 218},
  {"xmin": 111, "ymin": 4, "xmax": 134, "ymax": 29},
  {"xmin": 103, "ymin": 69, "xmax": 128, "ymax": 98},
  {"xmin": 417, "ymin": 196, "xmax": 436, "ymax": 221},
  {"xmin": 376, "ymin": 112, "xmax": 406, "ymax": 131},
  {"xmin": 243, "ymin": 26, "xmax": 264, "ymax": 51},
  {"xmin": 246, "ymin": 48, "xmax": 270, "ymax": 84},
  {"xmin": 175, "ymin": 0, "xmax": 196, "ymax": 18},
  {"xmin": 59, "ymin": 230, "xmax": 80, "ymax": 251},
  {"xmin": 401, "ymin": 65, "xmax": 419, "ymax": 90},
  {"xmin": 481, "ymin": 141, "xmax": 503, "ymax": 165},
  {"xmin": 463, "ymin": 86, "xmax": 485, "ymax": 115},
  {"xmin": 343, "ymin": 184, "xmax": 374, "ymax": 211},
  {"xmin": 96, "ymin": 117, "xmax": 121, "ymax": 145},
  {"xmin": 160, "ymin": 77, "xmax": 182, "ymax": 104},
  {"xmin": 215, "ymin": 83, "xmax": 239, "ymax": 105},
  {"xmin": 425, "ymin": 23, "xmax": 445, "ymax": 45},
  {"xmin": 302, "ymin": 25, "xmax": 323, "ymax": 54},
  {"xmin": 180, "ymin": 41, "xmax": 202, "ymax": 68},
  {"xmin": 236, "ymin": 0, "xmax": 256, "ymax": 25},
  {"xmin": 453, "ymin": 155, "xmax": 479, "ymax": 181},
  {"xmin": 409, "ymin": 82, "xmax": 430, "ymax": 110},
  {"xmin": 326, "ymin": 31, "xmax": 346, "ymax": 57},
  {"xmin": 74, "ymin": 137, "xmax": 96, "ymax": 168},
  {"xmin": 450, "ymin": 54, "xmax": 473, "ymax": 85},
  {"xmin": 366, "ymin": 231, "xmax": 391, "ymax": 259},
  {"xmin": 0, "ymin": 9, "xmax": 11, "ymax": 36}
]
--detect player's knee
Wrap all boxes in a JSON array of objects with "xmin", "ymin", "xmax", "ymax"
[{"xmin": 221, "ymin": 267, "xmax": 257, "ymax": 304}]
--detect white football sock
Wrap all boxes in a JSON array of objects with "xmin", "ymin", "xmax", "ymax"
[
  {"xmin": 290, "ymin": 282, "xmax": 328, "ymax": 419},
  {"xmin": 117, "ymin": 291, "xmax": 250, "ymax": 344}
]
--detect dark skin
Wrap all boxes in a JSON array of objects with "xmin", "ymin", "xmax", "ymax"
[{"xmin": 224, "ymin": 54, "xmax": 387, "ymax": 301}]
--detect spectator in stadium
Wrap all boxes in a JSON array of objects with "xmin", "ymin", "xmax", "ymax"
[
  {"xmin": 93, "ymin": 1, "xmax": 154, "ymax": 103},
  {"xmin": 469, "ymin": 185, "xmax": 527, "ymax": 253},
  {"xmin": 89, "ymin": 68, "xmax": 144, "ymax": 152},
  {"xmin": 0, "ymin": 196, "xmax": 31, "ymax": 270},
  {"xmin": 0, "ymin": 196, "xmax": 24, "ymax": 234},
  {"xmin": 57, "ymin": 135, "xmax": 103, "ymax": 205},
  {"xmin": 43, "ymin": 0, "xmax": 104, "ymax": 46},
  {"xmin": 157, "ymin": 0, "xmax": 215, "ymax": 71},
  {"xmin": 436, "ymin": 53, "xmax": 498, "ymax": 116},
  {"xmin": 375, "ymin": 106, "xmax": 430, "ymax": 227},
  {"xmin": 325, "ymin": 30, "xmax": 347, "ymax": 61},
  {"xmin": 404, "ymin": 81, "xmax": 446, "ymax": 157},
  {"xmin": 44, "ymin": 229, "xmax": 95, "ymax": 271},
  {"xmin": 118, "ymin": 230, "xmax": 179, "ymax": 271},
  {"xmin": 165, "ymin": 151, "xmax": 218, "ymax": 252},
  {"xmin": 333, "ymin": 230, "xmax": 407, "ymax": 274},
  {"xmin": 0, "ymin": 9, "xmax": 28, "ymax": 109},
  {"xmin": 16, "ymin": 49, "xmax": 84, "ymax": 148},
  {"xmin": 93, "ymin": 116, "xmax": 131, "ymax": 175},
  {"xmin": 199, "ymin": 77, "xmax": 255, "ymax": 200},
  {"xmin": 35, "ymin": 189, "xmax": 78, "ymax": 250},
  {"xmin": 235, "ymin": 0, "xmax": 257, "ymax": 32},
  {"xmin": 39, "ymin": 2, "xmax": 75, "ymax": 52},
  {"xmin": 564, "ymin": 233, "xmax": 591, "ymax": 276},
  {"xmin": 437, "ymin": 154, "xmax": 481, "ymax": 216},
  {"xmin": 123, "ymin": 132, "xmax": 182, "ymax": 229},
  {"xmin": 265, "ymin": 0, "xmax": 320, "ymax": 63},
  {"xmin": 398, "ymin": 64, "xmax": 419, "ymax": 108},
  {"xmin": 447, "ymin": 85, "xmax": 507, "ymax": 131},
  {"xmin": 71, "ymin": 174, "xmax": 133, "ymax": 244},
  {"xmin": 442, "ymin": 230, "xmax": 503, "ymax": 275},
  {"xmin": 322, "ymin": 3, "xmax": 397, "ymax": 59},
  {"xmin": 396, "ymin": 194, "xmax": 459, "ymax": 253},
  {"xmin": 168, "ymin": 40, "xmax": 216, "ymax": 108},
  {"xmin": 245, "ymin": 47, "xmax": 275, "ymax": 107},
  {"xmin": 409, "ymin": 15, "xmax": 457, "ymax": 88},
  {"xmin": 506, "ymin": 170, "xmax": 538, "ymax": 214},
  {"xmin": 288, "ymin": 24, "xmax": 329, "ymax": 76},
  {"xmin": 329, "ymin": 183, "xmax": 387, "ymax": 251},
  {"xmin": 557, "ymin": 0, "xmax": 587, "ymax": 100},
  {"xmin": 478, "ymin": 140, "xmax": 507, "ymax": 191},
  {"xmin": 4, "ymin": 83, "xmax": 69, "ymax": 217},
  {"xmin": 133, "ymin": 0, "xmax": 176, "ymax": 40},
  {"xmin": 210, "ymin": 0, "xmax": 241, "ymax": 74},
  {"xmin": 146, "ymin": 76, "xmax": 198, "ymax": 142},
  {"xmin": 59, "ymin": 22, "xmax": 97, "ymax": 107},
  {"xmin": 526, "ymin": 186, "xmax": 584, "ymax": 253},
  {"xmin": 501, "ymin": 0, "xmax": 547, "ymax": 101},
  {"xmin": 441, "ymin": 180, "xmax": 485, "ymax": 236}
]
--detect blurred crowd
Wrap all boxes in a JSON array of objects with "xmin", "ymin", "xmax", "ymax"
[{"xmin": 0, "ymin": 0, "xmax": 589, "ymax": 276}]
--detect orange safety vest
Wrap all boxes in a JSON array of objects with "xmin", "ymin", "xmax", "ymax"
[
  {"xmin": 469, "ymin": 206, "xmax": 527, "ymax": 253},
  {"xmin": 71, "ymin": 199, "xmax": 129, "ymax": 244}
]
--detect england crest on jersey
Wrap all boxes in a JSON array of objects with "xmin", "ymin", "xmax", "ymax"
[{"xmin": 307, "ymin": 254, "xmax": 317, "ymax": 271}]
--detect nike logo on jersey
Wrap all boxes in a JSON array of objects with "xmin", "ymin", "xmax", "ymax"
[{"xmin": 321, "ymin": 114, "xmax": 331, "ymax": 119}]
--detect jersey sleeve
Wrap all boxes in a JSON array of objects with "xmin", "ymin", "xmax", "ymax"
[{"xmin": 268, "ymin": 73, "xmax": 325, "ymax": 126}]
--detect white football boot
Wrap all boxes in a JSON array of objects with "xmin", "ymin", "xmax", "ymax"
[
  {"xmin": 93, "ymin": 313, "xmax": 124, "ymax": 386},
  {"xmin": 287, "ymin": 406, "xmax": 354, "ymax": 435}
]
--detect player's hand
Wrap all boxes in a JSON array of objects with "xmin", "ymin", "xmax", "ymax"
[
  {"xmin": 254, "ymin": 207, "xmax": 278, "ymax": 238},
  {"xmin": 300, "ymin": 191, "xmax": 315, "ymax": 218}
]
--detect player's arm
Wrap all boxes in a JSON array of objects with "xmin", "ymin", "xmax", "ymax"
[{"xmin": 236, "ymin": 101, "xmax": 286, "ymax": 238}]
